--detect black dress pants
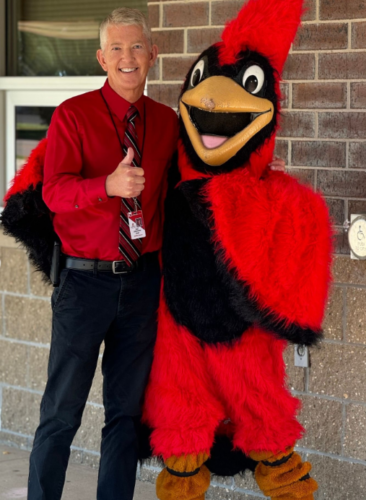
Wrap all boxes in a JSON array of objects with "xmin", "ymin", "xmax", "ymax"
[{"xmin": 28, "ymin": 253, "xmax": 160, "ymax": 500}]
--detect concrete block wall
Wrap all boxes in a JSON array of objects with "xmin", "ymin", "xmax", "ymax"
[
  {"xmin": 1, "ymin": 0, "xmax": 366, "ymax": 498},
  {"xmin": 0, "ymin": 231, "xmax": 106, "ymax": 468}
]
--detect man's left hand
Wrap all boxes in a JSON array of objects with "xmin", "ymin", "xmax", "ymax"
[{"xmin": 269, "ymin": 156, "xmax": 286, "ymax": 172}]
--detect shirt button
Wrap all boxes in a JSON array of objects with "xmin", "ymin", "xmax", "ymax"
[
  {"xmin": 75, "ymin": 205, "xmax": 79, "ymax": 208},
  {"xmin": 98, "ymin": 198, "xmax": 103, "ymax": 202}
]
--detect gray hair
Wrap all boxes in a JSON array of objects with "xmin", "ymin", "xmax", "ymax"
[{"xmin": 100, "ymin": 8, "xmax": 152, "ymax": 50}]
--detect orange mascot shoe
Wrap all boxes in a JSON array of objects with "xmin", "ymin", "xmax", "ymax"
[
  {"xmin": 156, "ymin": 453, "xmax": 210, "ymax": 500},
  {"xmin": 250, "ymin": 448, "xmax": 318, "ymax": 499}
]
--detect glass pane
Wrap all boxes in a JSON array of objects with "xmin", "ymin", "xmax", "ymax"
[
  {"xmin": 6, "ymin": 0, "xmax": 148, "ymax": 77},
  {"xmin": 16, "ymin": 106, "xmax": 55, "ymax": 170}
]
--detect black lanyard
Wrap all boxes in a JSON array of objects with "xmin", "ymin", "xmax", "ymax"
[{"xmin": 99, "ymin": 88, "xmax": 146, "ymax": 167}]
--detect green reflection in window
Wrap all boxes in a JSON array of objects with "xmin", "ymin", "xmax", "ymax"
[
  {"xmin": 16, "ymin": 106, "xmax": 55, "ymax": 170},
  {"xmin": 7, "ymin": 0, "xmax": 148, "ymax": 77}
]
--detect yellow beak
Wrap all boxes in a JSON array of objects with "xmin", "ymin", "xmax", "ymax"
[{"xmin": 179, "ymin": 76, "xmax": 274, "ymax": 167}]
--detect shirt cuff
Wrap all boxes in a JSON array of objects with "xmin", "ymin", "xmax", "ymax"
[{"xmin": 86, "ymin": 175, "xmax": 109, "ymax": 206}]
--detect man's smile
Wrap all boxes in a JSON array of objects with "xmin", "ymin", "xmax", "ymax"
[{"xmin": 119, "ymin": 68, "xmax": 138, "ymax": 73}]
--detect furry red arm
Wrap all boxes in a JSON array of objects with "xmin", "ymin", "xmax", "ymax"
[{"xmin": 205, "ymin": 169, "xmax": 333, "ymax": 333}]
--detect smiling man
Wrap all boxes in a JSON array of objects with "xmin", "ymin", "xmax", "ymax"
[{"xmin": 27, "ymin": 8, "xmax": 178, "ymax": 500}]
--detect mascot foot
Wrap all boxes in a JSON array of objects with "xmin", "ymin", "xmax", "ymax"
[
  {"xmin": 156, "ymin": 452, "xmax": 210, "ymax": 500},
  {"xmin": 249, "ymin": 447, "xmax": 318, "ymax": 500}
]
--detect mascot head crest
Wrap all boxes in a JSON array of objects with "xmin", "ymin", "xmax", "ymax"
[{"xmin": 219, "ymin": 0, "xmax": 304, "ymax": 73}]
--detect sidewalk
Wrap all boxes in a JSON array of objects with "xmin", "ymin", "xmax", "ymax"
[{"xmin": 0, "ymin": 445, "xmax": 157, "ymax": 500}]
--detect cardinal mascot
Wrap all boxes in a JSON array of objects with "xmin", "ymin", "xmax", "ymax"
[
  {"xmin": 1, "ymin": 1, "xmax": 332, "ymax": 499},
  {"xmin": 142, "ymin": 0, "xmax": 332, "ymax": 499}
]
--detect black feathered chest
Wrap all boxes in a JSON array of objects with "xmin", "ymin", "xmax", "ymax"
[
  {"xmin": 162, "ymin": 176, "xmax": 263, "ymax": 344},
  {"xmin": 162, "ymin": 165, "xmax": 322, "ymax": 347}
]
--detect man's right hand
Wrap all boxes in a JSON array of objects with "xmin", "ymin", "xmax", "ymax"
[{"xmin": 105, "ymin": 148, "xmax": 145, "ymax": 198}]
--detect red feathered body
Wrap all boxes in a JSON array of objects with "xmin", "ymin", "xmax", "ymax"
[
  {"xmin": 4, "ymin": 137, "xmax": 47, "ymax": 202},
  {"xmin": 143, "ymin": 154, "xmax": 332, "ymax": 459}
]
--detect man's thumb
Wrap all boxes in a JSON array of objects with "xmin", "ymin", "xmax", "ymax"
[{"xmin": 122, "ymin": 147, "xmax": 134, "ymax": 165}]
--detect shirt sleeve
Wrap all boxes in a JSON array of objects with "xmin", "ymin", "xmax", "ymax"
[{"xmin": 42, "ymin": 103, "xmax": 108, "ymax": 214}]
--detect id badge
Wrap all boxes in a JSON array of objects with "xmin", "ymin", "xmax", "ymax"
[{"xmin": 127, "ymin": 210, "xmax": 146, "ymax": 239}]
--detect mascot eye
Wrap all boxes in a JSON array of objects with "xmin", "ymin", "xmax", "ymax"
[
  {"xmin": 242, "ymin": 65, "xmax": 265, "ymax": 94},
  {"xmin": 190, "ymin": 59, "xmax": 205, "ymax": 88}
]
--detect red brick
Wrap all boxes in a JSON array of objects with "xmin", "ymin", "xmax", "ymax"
[
  {"xmin": 152, "ymin": 30, "xmax": 184, "ymax": 54},
  {"xmin": 317, "ymin": 170, "xmax": 366, "ymax": 197},
  {"xmin": 147, "ymin": 83, "xmax": 182, "ymax": 108},
  {"xmin": 333, "ymin": 230, "xmax": 350, "ymax": 255},
  {"xmin": 293, "ymin": 23, "xmax": 348, "ymax": 51},
  {"xmin": 287, "ymin": 168, "xmax": 315, "ymax": 188},
  {"xmin": 280, "ymin": 83, "xmax": 289, "ymax": 109},
  {"xmin": 320, "ymin": 0, "xmax": 366, "ymax": 20},
  {"xmin": 326, "ymin": 198, "xmax": 346, "ymax": 226},
  {"xmin": 292, "ymin": 141, "xmax": 346, "ymax": 168},
  {"xmin": 349, "ymin": 142, "xmax": 366, "ymax": 169},
  {"xmin": 274, "ymin": 140, "xmax": 289, "ymax": 164},
  {"xmin": 349, "ymin": 200, "xmax": 366, "ymax": 216},
  {"xmin": 148, "ymin": 4, "xmax": 160, "ymax": 29},
  {"xmin": 277, "ymin": 112, "xmax": 316, "ymax": 138},
  {"xmin": 319, "ymin": 53, "xmax": 366, "ymax": 80},
  {"xmin": 351, "ymin": 83, "xmax": 366, "ymax": 109},
  {"xmin": 163, "ymin": 56, "xmax": 197, "ymax": 81},
  {"xmin": 319, "ymin": 113, "xmax": 366, "ymax": 139},
  {"xmin": 283, "ymin": 53, "xmax": 315, "ymax": 81},
  {"xmin": 163, "ymin": 2, "xmax": 209, "ymax": 28},
  {"xmin": 187, "ymin": 28, "xmax": 222, "ymax": 53},
  {"xmin": 211, "ymin": 1, "xmax": 243, "ymax": 26},
  {"xmin": 292, "ymin": 83, "xmax": 347, "ymax": 109},
  {"xmin": 302, "ymin": 0, "xmax": 316, "ymax": 21},
  {"xmin": 148, "ymin": 58, "xmax": 160, "ymax": 81},
  {"xmin": 352, "ymin": 22, "xmax": 366, "ymax": 49}
]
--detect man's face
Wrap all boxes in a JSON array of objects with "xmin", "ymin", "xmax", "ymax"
[{"xmin": 97, "ymin": 24, "xmax": 158, "ymax": 102}]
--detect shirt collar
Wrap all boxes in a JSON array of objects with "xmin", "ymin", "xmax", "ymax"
[{"xmin": 101, "ymin": 79, "xmax": 145, "ymax": 124}]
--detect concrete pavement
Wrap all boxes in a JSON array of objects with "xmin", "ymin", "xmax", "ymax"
[{"xmin": 0, "ymin": 445, "xmax": 157, "ymax": 500}]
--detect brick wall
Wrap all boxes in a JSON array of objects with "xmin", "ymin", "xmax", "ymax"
[{"xmin": 1, "ymin": 1, "xmax": 366, "ymax": 499}]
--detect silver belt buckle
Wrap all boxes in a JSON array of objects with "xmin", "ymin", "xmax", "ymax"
[{"xmin": 112, "ymin": 260, "xmax": 129, "ymax": 274}]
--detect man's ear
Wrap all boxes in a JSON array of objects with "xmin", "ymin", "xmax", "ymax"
[
  {"xmin": 96, "ymin": 49, "xmax": 108, "ymax": 72},
  {"xmin": 149, "ymin": 44, "xmax": 158, "ymax": 68}
]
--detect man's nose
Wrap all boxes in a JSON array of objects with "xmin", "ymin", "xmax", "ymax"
[{"xmin": 120, "ymin": 48, "xmax": 134, "ymax": 60}]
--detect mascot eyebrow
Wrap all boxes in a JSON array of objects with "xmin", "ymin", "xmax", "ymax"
[{"xmin": 143, "ymin": 0, "xmax": 332, "ymax": 499}]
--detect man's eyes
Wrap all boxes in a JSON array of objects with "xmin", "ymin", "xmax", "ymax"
[{"xmin": 111, "ymin": 45, "xmax": 143, "ymax": 51}]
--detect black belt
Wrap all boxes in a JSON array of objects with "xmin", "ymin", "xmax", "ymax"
[{"xmin": 64, "ymin": 256, "xmax": 138, "ymax": 274}]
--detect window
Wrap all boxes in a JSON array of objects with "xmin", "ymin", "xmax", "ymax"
[{"xmin": 6, "ymin": 0, "xmax": 147, "ymax": 76}]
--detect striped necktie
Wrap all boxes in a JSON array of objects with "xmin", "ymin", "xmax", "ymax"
[{"xmin": 119, "ymin": 105, "xmax": 142, "ymax": 265}]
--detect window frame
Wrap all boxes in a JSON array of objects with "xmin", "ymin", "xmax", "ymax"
[{"xmin": 0, "ymin": 77, "xmax": 106, "ymax": 207}]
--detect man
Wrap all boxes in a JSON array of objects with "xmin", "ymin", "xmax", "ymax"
[{"xmin": 28, "ymin": 8, "xmax": 178, "ymax": 500}]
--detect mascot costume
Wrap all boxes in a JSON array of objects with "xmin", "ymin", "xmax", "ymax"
[
  {"xmin": 142, "ymin": 0, "xmax": 332, "ymax": 499},
  {"xmin": 1, "ymin": 1, "xmax": 332, "ymax": 499}
]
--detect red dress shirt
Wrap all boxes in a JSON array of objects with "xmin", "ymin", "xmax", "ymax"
[{"xmin": 43, "ymin": 80, "xmax": 179, "ymax": 261}]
